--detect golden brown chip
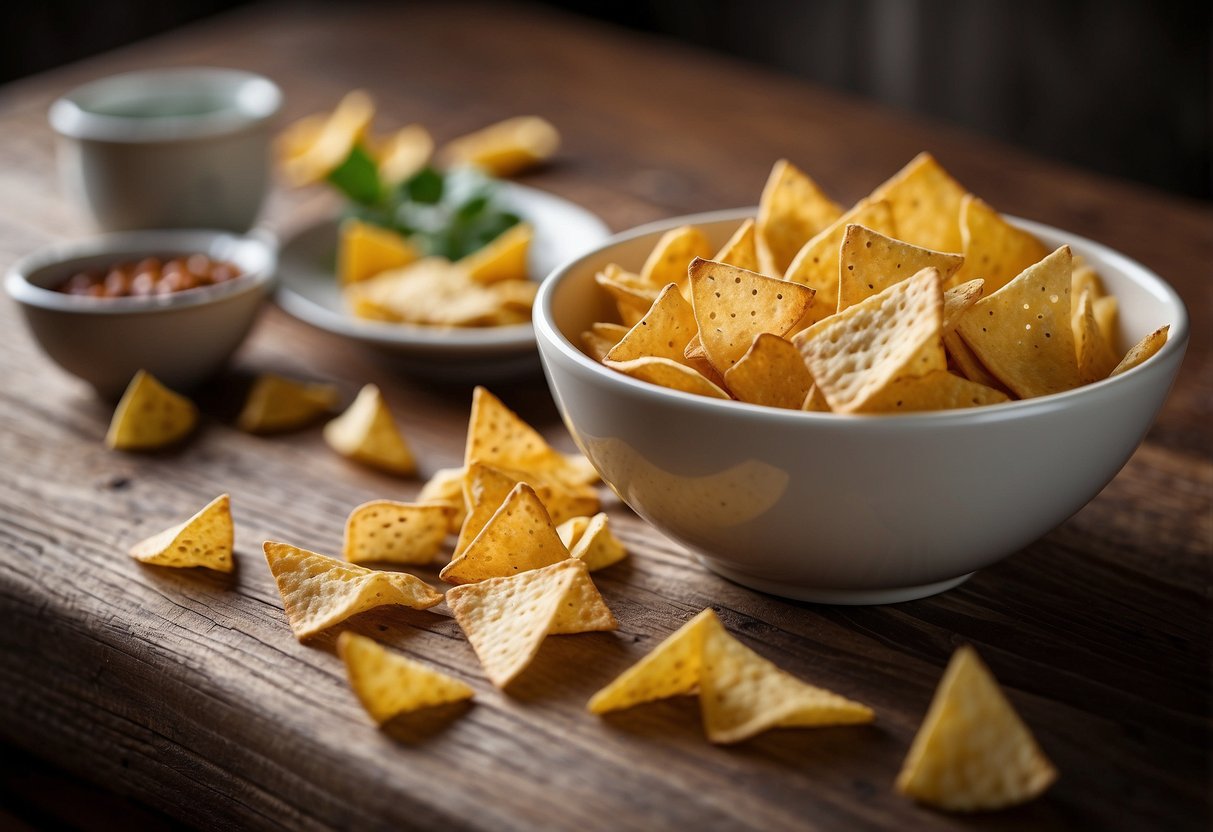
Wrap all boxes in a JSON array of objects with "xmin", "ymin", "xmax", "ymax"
[
  {"xmin": 263, "ymin": 541, "xmax": 442, "ymax": 641},
  {"xmin": 1092, "ymin": 295, "xmax": 1118, "ymax": 347},
  {"xmin": 896, "ymin": 646, "xmax": 1057, "ymax": 811},
  {"xmin": 129, "ymin": 494, "xmax": 233, "ymax": 572},
  {"xmin": 105, "ymin": 370, "xmax": 198, "ymax": 451},
  {"xmin": 856, "ymin": 370, "xmax": 1010, "ymax": 413},
  {"xmin": 446, "ymin": 559, "xmax": 616, "ymax": 687},
  {"xmin": 604, "ymin": 356, "xmax": 732, "ymax": 399},
  {"xmin": 458, "ymin": 223, "xmax": 533, "ymax": 284},
  {"xmin": 1111, "ymin": 325, "xmax": 1169, "ymax": 377},
  {"xmin": 439, "ymin": 116, "xmax": 559, "ymax": 177},
  {"xmin": 605, "ymin": 283, "xmax": 698, "ymax": 364},
  {"xmin": 237, "ymin": 374, "xmax": 340, "ymax": 434},
  {"xmin": 453, "ymin": 462, "xmax": 519, "ymax": 558},
  {"xmin": 955, "ymin": 195, "xmax": 1050, "ymax": 291},
  {"xmin": 324, "ymin": 383, "xmax": 416, "ymax": 476},
  {"xmin": 1074, "ymin": 288, "xmax": 1120, "ymax": 384},
  {"xmin": 868, "ymin": 152, "xmax": 967, "ymax": 253},
  {"xmin": 594, "ymin": 264, "xmax": 659, "ymax": 326},
  {"xmin": 581, "ymin": 322, "xmax": 629, "ymax": 362},
  {"xmin": 723, "ymin": 333, "xmax": 814, "ymax": 410},
  {"xmin": 755, "ymin": 159, "xmax": 844, "ymax": 274},
  {"xmin": 640, "ymin": 225, "xmax": 712, "ymax": 293},
  {"xmin": 440, "ymin": 482, "xmax": 570, "ymax": 584},
  {"xmin": 338, "ymin": 218, "xmax": 419, "ymax": 285},
  {"xmin": 801, "ymin": 384, "xmax": 831, "ymax": 412},
  {"xmin": 417, "ymin": 466, "xmax": 468, "ymax": 532},
  {"xmin": 1071, "ymin": 254, "xmax": 1105, "ymax": 305},
  {"xmin": 681, "ymin": 335, "xmax": 729, "ymax": 388},
  {"xmin": 838, "ymin": 224, "xmax": 964, "ymax": 313},
  {"xmin": 557, "ymin": 512, "xmax": 627, "ymax": 571},
  {"xmin": 943, "ymin": 331, "xmax": 1010, "ymax": 393},
  {"xmin": 338, "ymin": 632, "xmax": 473, "ymax": 724},
  {"xmin": 346, "ymin": 258, "xmax": 508, "ymax": 326},
  {"xmin": 343, "ymin": 500, "xmax": 453, "ymax": 565},
  {"xmin": 713, "ymin": 218, "xmax": 760, "ymax": 273},
  {"xmin": 942, "ymin": 278, "xmax": 986, "ymax": 332},
  {"xmin": 279, "ymin": 90, "xmax": 374, "ymax": 186}
]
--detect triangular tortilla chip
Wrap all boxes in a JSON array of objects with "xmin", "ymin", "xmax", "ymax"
[
  {"xmin": 595, "ymin": 264, "xmax": 658, "ymax": 327},
  {"xmin": 263, "ymin": 541, "xmax": 443, "ymax": 640},
  {"xmin": 581, "ymin": 322, "xmax": 629, "ymax": 362},
  {"xmin": 955, "ymin": 195, "xmax": 1050, "ymax": 291},
  {"xmin": 440, "ymin": 483, "xmax": 570, "ymax": 584},
  {"xmin": 324, "ymin": 384, "xmax": 416, "ymax": 475},
  {"xmin": 338, "ymin": 218, "xmax": 419, "ymax": 285},
  {"xmin": 681, "ymin": 335, "xmax": 729, "ymax": 388},
  {"xmin": 943, "ymin": 331, "xmax": 1007, "ymax": 392},
  {"xmin": 943, "ymin": 278, "xmax": 985, "ymax": 332},
  {"xmin": 557, "ymin": 512, "xmax": 627, "ymax": 571},
  {"xmin": 604, "ymin": 356, "xmax": 732, "ymax": 399},
  {"xmin": 783, "ymin": 200, "xmax": 896, "ymax": 326},
  {"xmin": 855, "ymin": 370, "xmax": 1010, "ymax": 413},
  {"xmin": 955, "ymin": 246, "xmax": 1082, "ymax": 398},
  {"xmin": 417, "ymin": 466, "xmax": 468, "ymax": 533},
  {"xmin": 714, "ymin": 218, "xmax": 760, "ymax": 273},
  {"xmin": 1074, "ymin": 288, "xmax": 1120, "ymax": 384},
  {"xmin": 1111, "ymin": 325, "xmax": 1169, "ymax": 377},
  {"xmin": 237, "ymin": 374, "xmax": 339, "ymax": 433},
  {"xmin": 458, "ymin": 223, "xmax": 533, "ymax": 284},
  {"xmin": 439, "ymin": 116, "xmax": 559, "ymax": 177},
  {"xmin": 453, "ymin": 462, "xmax": 519, "ymax": 558},
  {"xmin": 793, "ymin": 268, "xmax": 946, "ymax": 413},
  {"xmin": 375, "ymin": 123, "xmax": 433, "ymax": 184},
  {"xmin": 755, "ymin": 160, "xmax": 844, "ymax": 274},
  {"xmin": 279, "ymin": 90, "xmax": 374, "ymax": 186},
  {"xmin": 105, "ymin": 370, "xmax": 198, "ymax": 451},
  {"xmin": 801, "ymin": 384, "xmax": 831, "ymax": 412},
  {"xmin": 1092, "ymin": 295, "xmax": 1118, "ymax": 347},
  {"xmin": 338, "ymin": 632, "xmax": 473, "ymax": 724},
  {"xmin": 868, "ymin": 152, "xmax": 967, "ymax": 253},
  {"xmin": 640, "ymin": 225, "xmax": 712, "ymax": 293},
  {"xmin": 1071, "ymin": 255, "xmax": 1105, "ymax": 304},
  {"xmin": 838, "ymin": 224, "xmax": 964, "ymax": 312},
  {"xmin": 700, "ymin": 624, "xmax": 874, "ymax": 744},
  {"xmin": 896, "ymin": 646, "xmax": 1057, "ymax": 811},
  {"xmin": 343, "ymin": 500, "xmax": 454, "ymax": 565},
  {"xmin": 129, "ymin": 494, "xmax": 233, "ymax": 572},
  {"xmin": 689, "ymin": 257, "xmax": 815, "ymax": 372},
  {"xmin": 723, "ymin": 333, "xmax": 814, "ymax": 410},
  {"xmin": 605, "ymin": 283, "xmax": 698, "ymax": 364},
  {"xmin": 587, "ymin": 608, "xmax": 723, "ymax": 714},
  {"xmin": 446, "ymin": 559, "xmax": 616, "ymax": 687}
]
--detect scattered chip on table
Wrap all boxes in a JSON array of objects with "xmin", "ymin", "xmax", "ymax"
[
  {"xmin": 344, "ymin": 500, "xmax": 454, "ymax": 565},
  {"xmin": 440, "ymin": 483, "xmax": 570, "ymax": 585},
  {"xmin": 324, "ymin": 383, "xmax": 416, "ymax": 476},
  {"xmin": 417, "ymin": 466, "xmax": 469, "ymax": 532},
  {"xmin": 338, "ymin": 631, "xmax": 473, "ymax": 725},
  {"xmin": 129, "ymin": 494, "xmax": 233, "ymax": 572},
  {"xmin": 105, "ymin": 370, "xmax": 198, "ymax": 451},
  {"xmin": 557, "ymin": 512, "xmax": 627, "ymax": 571},
  {"xmin": 237, "ymin": 374, "xmax": 340, "ymax": 434}
]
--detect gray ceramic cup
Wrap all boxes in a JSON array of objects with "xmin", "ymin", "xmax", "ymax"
[{"xmin": 49, "ymin": 67, "xmax": 282, "ymax": 232}]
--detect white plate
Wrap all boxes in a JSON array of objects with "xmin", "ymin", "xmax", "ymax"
[{"xmin": 275, "ymin": 181, "xmax": 610, "ymax": 379}]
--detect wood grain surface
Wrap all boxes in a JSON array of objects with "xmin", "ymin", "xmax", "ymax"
[{"xmin": 0, "ymin": 3, "xmax": 1209, "ymax": 830}]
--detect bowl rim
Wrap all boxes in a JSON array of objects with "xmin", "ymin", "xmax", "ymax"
[
  {"xmin": 4, "ymin": 228, "xmax": 278, "ymax": 315},
  {"xmin": 534, "ymin": 207, "xmax": 1190, "ymax": 428}
]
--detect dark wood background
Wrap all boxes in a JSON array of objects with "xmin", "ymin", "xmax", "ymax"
[{"xmin": 0, "ymin": 2, "xmax": 1209, "ymax": 830}]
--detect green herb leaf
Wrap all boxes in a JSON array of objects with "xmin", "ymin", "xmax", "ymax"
[
  {"xmin": 326, "ymin": 144, "xmax": 383, "ymax": 206},
  {"xmin": 404, "ymin": 167, "xmax": 444, "ymax": 204}
]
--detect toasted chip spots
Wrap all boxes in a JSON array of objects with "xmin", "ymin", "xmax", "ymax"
[
  {"xmin": 605, "ymin": 283, "xmax": 698, "ymax": 364},
  {"xmin": 756, "ymin": 160, "xmax": 844, "ymax": 274},
  {"xmin": 447, "ymin": 559, "xmax": 616, "ymax": 687},
  {"xmin": 375, "ymin": 123, "xmax": 434, "ymax": 184},
  {"xmin": 458, "ymin": 223, "xmax": 533, "ymax": 284},
  {"xmin": 700, "ymin": 623, "xmax": 874, "ymax": 744},
  {"xmin": 868, "ymin": 152, "xmax": 967, "ymax": 253},
  {"xmin": 838, "ymin": 224, "xmax": 964, "ymax": 312},
  {"xmin": 439, "ymin": 116, "xmax": 560, "ymax": 177},
  {"xmin": 896, "ymin": 646, "xmax": 1057, "ymax": 811},
  {"xmin": 237, "ymin": 374, "xmax": 340, "ymax": 434},
  {"xmin": 1111, "ymin": 325, "xmax": 1169, "ymax": 377},
  {"xmin": 338, "ymin": 632, "xmax": 473, "ymax": 724},
  {"xmin": 955, "ymin": 246, "xmax": 1082, "ymax": 398},
  {"xmin": 604, "ymin": 356, "xmax": 732, "ymax": 399},
  {"xmin": 263, "ymin": 541, "xmax": 442, "ymax": 640},
  {"xmin": 723, "ymin": 333, "xmax": 815, "ymax": 410},
  {"xmin": 588, "ymin": 609, "xmax": 723, "ymax": 714},
  {"xmin": 417, "ymin": 466, "xmax": 469, "ymax": 532},
  {"xmin": 641, "ymin": 225, "xmax": 712, "ymax": 293},
  {"xmin": 783, "ymin": 200, "xmax": 896, "ymax": 326},
  {"xmin": 689, "ymin": 257, "xmax": 815, "ymax": 372},
  {"xmin": 440, "ymin": 483, "xmax": 570, "ymax": 585},
  {"xmin": 279, "ymin": 90, "xmax": 374, "ymax": 186},
  {"xmin": 105, "ymin": 370, "xmax": 198, "ymax": 451},
  {"xmin": 343, "ymin": 501, "xmax": 454, "ymax": 565},
  {"xmin": 856, "ymin": 370, "xmax": 1010, "ymax": 413},
  {"xmin": 338, "ymin": 218, "xmax": 420, "ymax": 285},
  {"xmin": 129, "ymin": 494, "xmax": 233, "ymax": 572},
  {"xmin": 1074, "ymin": 289, "xmax": 1120, "ymax": 384},
  {"xmin": 324, "ymin": 384, "xmax": 416, "ymax": 475},
  {"xmin": 558, "ymin": 512, "xmax": 627, "ymax": 571},
  {"xmin": 793, "ymin": 268, "xmax": 946, "ymax": 413},
  {"xmin": 956, "ymin": 195, "xmax": 1050, "ymax": 291},
  {"xmin": 713, "ymin": 218, "xmax": 760, "ymax": 273}
]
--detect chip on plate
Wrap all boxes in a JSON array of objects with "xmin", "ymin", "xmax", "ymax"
[
  {"xmin": 838, "ymin": 224, "xmax": 964, "ymax": 313},
  {"xmin": 868, "ymin": 152, "xmax": 968, "ymax": 253},
  {"xmin": 440, "ymin": 482, "xmax": 570, "ymax": 584},
  {"xmin": 263, "ymin": 541, "xmax": 442, "ymax": 641},
  {"xmin": 896, "ymin": 646, "xmax": 1057, "ymax": 811},
  {"xmin": 755, "ymin": 159, "xmax": 843, "ymax": 274},
  {"xmin": 338, "ymin": 631, "xmax": 473, "ymax": 725},
  {"xmin": 1111, "ymin": 325, "xmax": 1169, "ymax": 377},
  {"xmin": 279, "ymin": 89, "xmax": 375, "ymax": 186},
  {"xmin": 458, "ymin": 223, "xmax": 533, "ymax": 284},
  {"xmin": 343, "ymin": 500, "xmax": 454, "ymax": 565},
  {"xmin": 323, "ymin": 383, "xmax": 416, "ymax": 476},
  {"xmin": 237, "ymin": 374, "xmax": 340, "ymax": 434},
  {"xmin": 446, "ymin": 558, "xmax": 616, "ymax": 687},
  {"xmin": 129, "ymin": 493, "xmax": 233, "ymax": 572},
  {"xmin": 439, "ymin": 115, "xmax": 560, "ymax": 177},
  {"xmin": 723, "ymin": 332, "xmax": 815, "ymax": 410},
  {"xmin": 106, "ymin": 370, "xmax": 198, "ymax": 451},
  {"xmin": 557, "ymin": 512, "xmax": 627, "ymax": 571},
  {"xmin": 375, "ymin": 123, "xmax": 434, "ymax": 184},
  {"xmin": 338, "ymin": 218, "xmax": 420, "ymax": 285}
]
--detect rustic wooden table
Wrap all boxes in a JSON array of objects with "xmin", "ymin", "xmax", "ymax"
[{"xmin": 1, "ymin": 3, "xmax": 1209, "ymax": 830}]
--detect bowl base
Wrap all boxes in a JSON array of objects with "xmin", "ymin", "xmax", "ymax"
[{"xmin": 697, "ymin": 558, "xmax": 973, "ymax": 605}]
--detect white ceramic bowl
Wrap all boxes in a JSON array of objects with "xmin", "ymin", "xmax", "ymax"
[
  {"xmin": 535, "ymin": 209, "xmax": 1189, "ymax": 604},
  {"xmin": 6, "ymin": 229, "xmax": 277, "ymax": 399}
]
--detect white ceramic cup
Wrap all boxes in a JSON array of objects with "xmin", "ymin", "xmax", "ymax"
[{"xmin": 49, "ymin": 67, "xmax": 282, "ymax": 232}]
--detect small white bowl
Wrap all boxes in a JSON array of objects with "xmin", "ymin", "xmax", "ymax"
[
  {"xmin": 6, "ymin": 229, "xmax": 277, "ymax": 399},
  {"xmin": 535, "ymin": 209, "xmax": 1189, "ymax": 604}
]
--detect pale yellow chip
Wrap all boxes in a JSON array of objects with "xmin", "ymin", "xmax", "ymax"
[
  {"xmin": 237, "ymin": 374, "xmax": 339, "ymax": 434},
  {"xmin": 446, "ymin": 559, "xmax": 616, "ymax": 687},
  {"xmin": 557, "ymin": 512, "xmax": 627, "ymax": 571},
  {"xmin": 604, "ymin": 356, "xmax": 732, "ymax": 399},
  {"xmin": 605, "ymin": 283, "xmax": 697, "ymax": 364},
  {"xmin": 587, "ymin": 608, "xmax": 723, "ymax": 714},
  {"xmin": 793, "ymin": 268, "xmax": 946, "ymax": 413},
  {"xmin": 896, "ymin": 646, "xmax": 1057, "ymax": 811},
  {"xmin": 955, "ymin": 247, "xmax": 1082, "ymax": 398},
  {"xmin": 838, "ymin": 224, "xmax": 964, "ymax": 312},
  {"xmin": 868, "ymin": 152, "xmax": 967, "ymax": 253},
  {"xmin": 338, "ymin": 632, "xmax": 473, "ymax": 724},
  {"xmin": 713, "ymin": 218, "xmax": 760, "ymax": 273},
  {"xmin": 595, "ymin": 264, "xmax": 659, "ymax": 327},
  {"xmin": 347, "ymin": 258, "xmax": 516, "ymax": 327},
  {"xmin": 1074, "ymin": 288, "xmax": 1120, "ymax": 384},
  {"xmin": 129, "ymin": 494, "xmax": 233, "ymax": 572},
  {"xmin": 417, "ymin": 466, "xmax": 468, "ymax": 533},
  {"xmin": 1111, "ymin": 325, "xmax": 1169, "ymax": 377},
  {"xmin": 956, "ymin": 195, "xmax": 1050, "ymax": 291},
  {"xmin": 755, "ymin": 159, "xmax": 844, "ymax": 274},
  {"xmin": 700, "ymin": 623, "xmax": 874, "ymax": 744},
  {"xmin": 323, "ymin": 384, "xmax": 416, "ymax": 476},
  {"xmin": 855, "ymin": 370, "xmax": 1010, "ymax": 413},
  {"xmin": 105, "ymin": 370, "xmax": 198, "ymax": 451},
  {"xmin": 581, "ymin": 322, "xmax": 629, "ymax": 362},
  {"xmin": 263, "ymin": 541, "xmax": 443, "ymax": 641},
  {"xmin": 343, "ymin": 500, "xmax": 454, "ymax": 565},
  {"xmin": 440, "ymin": 483, "xmax": 569, "ymax": 584},
  {"xmin": 1092, "ymin": 295, "xmax": 1118, "ymax": 347},
  {"xmin": 689, "ymin": 257, "xmax": 815, "ymax": 372},
  {"xmin": 783, "ymin": 200, "xmax": 896, "ymax": 326},
  {"xmin": 681, "ymin": 335, "xmax": 729, "ymax": 389},
  {"xmin": 338, "ymin": 218, "xmax": 420, "ymax": 285},
  {"xmin": 279, "ymin": 90, "xmax": 375, "ymax": 186},
  {"xmin": 942, "ymin": 278, "xmax": 986, "ymax": 332},
  {"xmin": 488, "ymin": 278, "xmax": 538, "ymax": 313},
  {"xmin": 439, "ymin": 116, "xmax": 560, "ymax": 177},
  {"xmin": 943, "ymin": 331, "xmax": 1009, "ymax": 392},
  {"xmin": 375, "ymin": 123, "xmax": 434, "ymax": 184},
  {"xmin": 723, "ymin": 333, "xmax": 814, "ymax": 410},
  {"xmin": 640, "ymin": 225, "xmax": 712, "ymax": 294},
  {"xmin": 1071, "ymin": 254, "xmax": 1105, "ymax": 305},
  {"xmin": 458, "ymin": 223, "xmax": 533, "ymax": 284}
]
